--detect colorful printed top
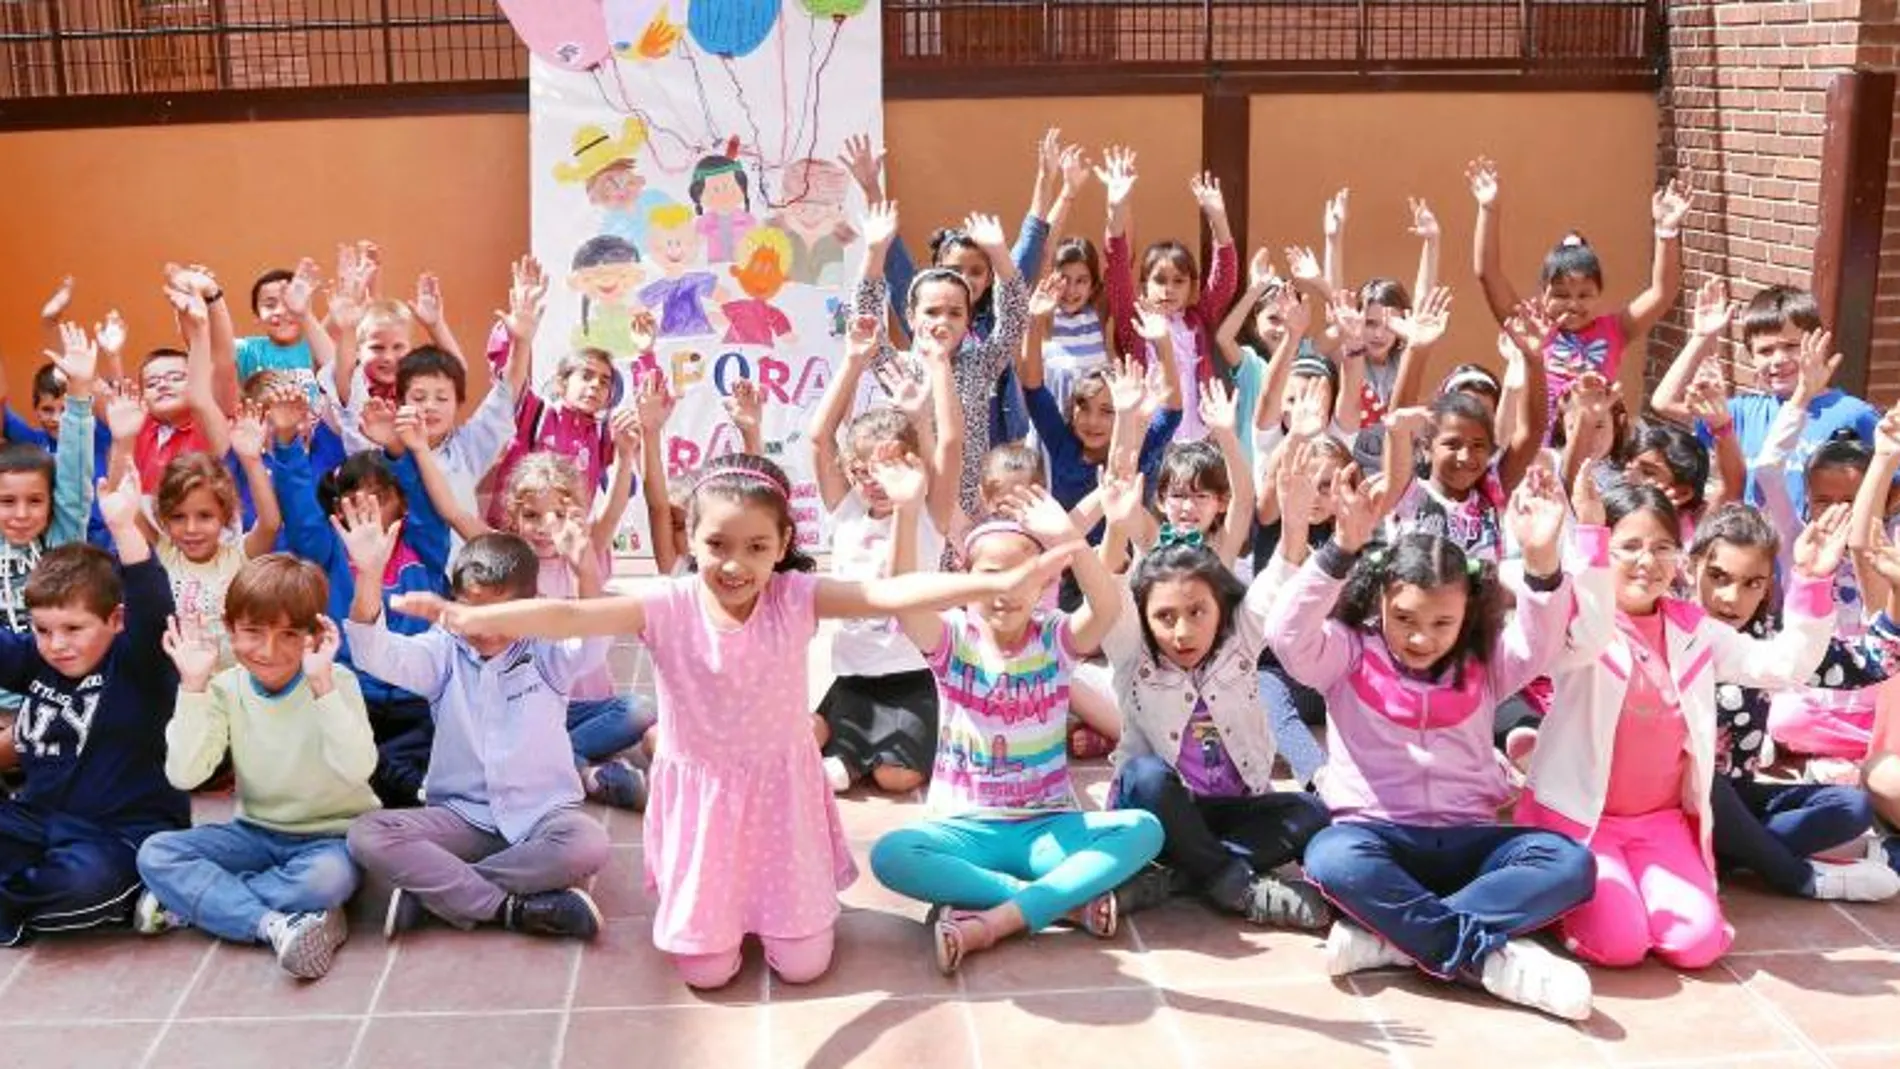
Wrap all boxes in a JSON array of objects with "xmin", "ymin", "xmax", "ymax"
[
  {"xmin": 922, "ymin": 607, "xmax": 1080, "ymax": 817},
  {"xmin": 1542, "ymin": 314, "xmax": 1625, "ymax": 436},
  {"xmin": 1386, "ymin": 465, "xmax": 1508, "ymax": 563}
]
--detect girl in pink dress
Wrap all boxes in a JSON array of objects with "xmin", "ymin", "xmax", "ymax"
[{"xmin": 405, "ymin": 451, "xmax": 1078, "ymax": 989}]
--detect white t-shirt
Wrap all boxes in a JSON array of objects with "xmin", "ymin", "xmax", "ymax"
[{"xmin": 828, "ymin": 491, "xmax": 945, "ymax": 678}]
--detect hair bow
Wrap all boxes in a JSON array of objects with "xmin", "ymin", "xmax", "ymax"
[{"xmin": 1157, "ymin": 524, "xmax": 1204, "ymax": 549}]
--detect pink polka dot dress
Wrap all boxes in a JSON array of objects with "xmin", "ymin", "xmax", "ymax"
[{"xmin": 637, "ymin": 570, "xmax": 858, "ymax": 955}]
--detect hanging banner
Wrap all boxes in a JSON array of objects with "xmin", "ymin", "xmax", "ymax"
[{"xmin": 526, "ymin": 0, "xmax": 883, "ymax": 554}]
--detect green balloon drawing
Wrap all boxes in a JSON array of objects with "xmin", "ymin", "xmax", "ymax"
[{"xmin": 798, "ymin": 0, "xmax": 869, "ymax": 18}]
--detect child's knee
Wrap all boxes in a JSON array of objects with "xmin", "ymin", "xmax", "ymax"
[
  {"xmin": 345, "ymin": 813, "xmax": 404, "ymax": 867},
  {"xmin": 300, "ymin": 848, "xmax": 363, "ymax": 906},
  {"xmin": 673, "ymin": 947, "xmax": 745, "ymax": 989},
  {"xmin": 548, "ymin": 814, "xmax": 611, "ymax": 879},
  {"xmin": 1651, "ymin": 891, "xmax": 1731, "ymax": 970},
  {"xmin": 1563, "ymin": 906, "xmax": 1651, "ymax": 968},
  {"xmin": 764, "ymin": 929, "xmax": 834, "ymax": 985},
  {"xmin": 869, "ymin": 764, "xmax": 924, "ymax": 794},
  {"xmin": 1112, "ymin": 754, "xmax": 1174, "ymax": 809},
  {"xmin": 1110, "ymin": 809, "xmax": 1165, "ymax": 861}
]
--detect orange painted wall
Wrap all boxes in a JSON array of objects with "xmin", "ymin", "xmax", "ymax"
[
  {"xmin": 0, "ymin": 92, "xmax": 1656, "ymax": 407},
  {"xmin": 1249, "ymin": 93, "xmax": 1663, "ymax": 397}
]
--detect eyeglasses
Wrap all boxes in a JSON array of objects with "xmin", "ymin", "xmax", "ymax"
[
  {"xmin": 1162, "ymin": 490, "xmax": 1218, "ymax": 505},
  {"xmin": 144, "ymin": 371, "xmax": 188, "ymax": 388},
  {"xmin": 1609, "ymin": 542, "xmax": 1681, "ymax": 567}
]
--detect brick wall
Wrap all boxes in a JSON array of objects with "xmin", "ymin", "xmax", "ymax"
[{"xmin": 1653, "ymin": 0, "xmax": 1900, "ymax": 405}]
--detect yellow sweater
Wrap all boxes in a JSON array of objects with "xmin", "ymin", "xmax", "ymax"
[{"xmin": 165, "ymin": 665, "xmax": 382, "ymax": 835}]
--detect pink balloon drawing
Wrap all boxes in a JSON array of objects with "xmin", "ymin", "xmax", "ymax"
[
  {"xmin": 687, "ymin": 0, "xmax": 782, "ymax": 59},
  {"xmin": 498, "ymin": 0, "xmax": 612, "ymax": 72}
]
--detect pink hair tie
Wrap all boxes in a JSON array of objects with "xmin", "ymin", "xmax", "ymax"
[
  {"xmin": 692, "ymin": 466, "xmax": 789, "ymax": 498},
  {"xmin": 962, "ymin": 520, "xmax": 1044, "ymax": 556}
]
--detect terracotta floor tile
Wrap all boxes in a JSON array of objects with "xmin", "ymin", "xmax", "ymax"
[
  {"xmin": 373, "ymin": 928, "xmax": 579, "ymax": 1013},
  {"xmin": 1827, "ymin": 898, "xmax": 1900, "ymax": 948},
  {"xmin": 1828, "ymin": 1048, "xmax": 1900, "ymax": 1068},
  {"xmin": 837, "ymin": 862, "xmax": 933, "ymax": 917},
  {"xmin": 834, "ymin": 793, "xmax": 929, "ymax": 841},
  {"xmin": 1581, "ymin": 959, "xmax": 1803, "ymax": 1065},
  {"xmin": 602, "ymin": 804, "xmax": 644, "ymax": 845},
  {"xmin": 1347, "ymin": 970, "xmax": 1610, "ymax": 1068},
  {"xmin": 8, "ymin": 932, "xmax": 216, "ymax": 1021},
  {"xmin": 588, "ymin": 845, "xmax": 657, "ymax": 919},
  {"xmin": 1161, "ymin": 981, "xmax": 1409, "ymax": 1068},
  {"xmin": 146, "ymin": 1018, "xmax": 361, "ymax": 1069},
  {"xmin": 1068, "ymin": 761, "xmax": 1116, "ymax": 811},
  {"xmin": 769, "ymin": 908, "xmax": 958, "ymax": 1002},
  {"xmin": 572, "ymin": 917, "xmax": 765, "ymax": 1008},
  {"xmin": 0, "ymin": 1022, "xmax": 161, "ymax": 1069},
  {"xmin": 767, "ymin": 995, "xmax": 975, "ymax": 1069},
  {"xmin": 177, "ymin": 936, "xmax": 391, "ymax": 1019},
  {"xmin": 354, "ymin": 1011, "xmax": 563, "ymax": 1069},
  {"xmin": 1126, "ymin": 899, "xmax": 1332, "ymax": 989},
  {"xmin": 561, "ymin": 1006, "xmax": 762, "ymax": 1069},
  {"xmin": 966, "ymin": 989, "xmax": 1184, "ymax": 1068},
  {"xmin": 1722, "ymin": 886, "xmax": 1872, "ymax": 955},
  {"xmin": 1725, "ymin": 948, "xmax": 1900, "ymax": 1050},
  {"xmin": 956, "ymin": 923, "xmax": 1152, "ymax": 997}
]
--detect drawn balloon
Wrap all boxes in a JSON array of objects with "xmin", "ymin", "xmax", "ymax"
[
  {"xmin": 797, "ymin": 0, "xmax": 868, "ymax": 19},
  {"xmin": 497, "ymin": 0, "xmax": 612, "ymax": 72},
  {"xmin": 686, "ymin": 0, "xmax": 782, "ymax": 58}
]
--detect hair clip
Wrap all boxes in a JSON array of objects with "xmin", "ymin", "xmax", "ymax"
[
  {"xmin": 1363, "ymin": 546, "xmax": 1388, "ymax": 568},
  {"xmin": 1466, "ymin": 557, "xmax": 1482, "ymax": 577}
]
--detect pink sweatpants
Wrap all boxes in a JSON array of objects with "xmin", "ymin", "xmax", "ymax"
[
  {"xmin": 671, "ymin": 926, "xmax": 835, "ymax": 989},
  {"xmin": 1561, "ymin": 807, "xmax": 1732, "ymax": 969},
  {"xmin": 1768, "ymin": 690, "xmax": 1875, "ymax": 762}
]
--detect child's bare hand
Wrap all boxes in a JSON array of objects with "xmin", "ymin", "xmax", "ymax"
[
  {"xmin": 302, "ymin": 615, "xmax": 342, "ymax": 688},
  {"xmin": 871, "ymin": 446, "xmax": 928, "ymax": 509},
  {"xmin": 498, "ymin": 255, "xmax": 548, "ymax": 342},
  {"xmin": 332, "ymin": 490, "xmax": 401, "ymax": 573},
  {"xmin": 874, "ymin": 360, "xmax": 929, "ymax": 420},
  {"xmin": 1199, "ymin": 377, "xmax": 1238, "ymax": 436},
  {"xmin": 102, "ymin": 379, "xmax": 147, "ymax": 440},
  {"xmin": 723, "ymin": 378, "xmax": 764, "ymax": 432},
  {"xmin": 1390, "ymin": 286, "xmax": 1452, "ymax": 349},
  {"xmin": 1094, "ymin": 146, "xmax": 1137, "ymax": 207},
  {"xmin": 1796, "ymin": 328, "xmax": 1841, "ymax": 400},
  {"xmin": 628, "ymin": 309, "xmax": 658, "ymax": 355},
  {"xmin": 1466, "ymin": 157, "xmax": 1500, "ymax": 206},
  {"xmin": 1653, "ymin": 176, "xmax": 1694, "ymax": 232},
  {"xmin": 229, "ymin": 400, "xmax": 269, "ymax": 461},
  {"xmin": 1027, "ymin": 272, "xmax": 1063, "ymax": 319},
  {"xmin": 861, "ymin": 201, "xmax": 899, "ymax": 250},
  {"xmin": 634, "ymin": 368, "xmax": 675, "ymax": 436},
  {"xmin": 1284, "ymin": 246, "xmax": 1322, "ymax": 284},
  {"xmin": 1107, "ymin": 357, "xmax": 1145, "ymax": 413},
  {"xmin": 1099, "ymin": 461, "xmax": 1145, "ymax": 530},
  {"xmin": 285, "ymin": 259, "xmax": 321, "ymax": 319},
  {"xmin": 413, "ymin": 273, "xmax": 444, "ymax": 328},
  {"xmin": 844, "ymin": 313, "xmax": 881, "ymax": 365},
  {"xmin": 1190, "ymin": 171, "xmax": 1227, "ymax": 218},
  {"xmin": 837, "ymin": 133, "xmax": 885, "ymax": 200},
  {"xmin": 1058, "ymin": 143, "xmax": 1090, "ymax": 196},
  {"xmin": 41, "ymin": 276, "xmax": 74, "ymax": 322},
  {"xmin": 358, "ymin": 397, "xmax": 397, "ymax": 449},
  {"xmin": 1246, "ymin": 247, "xmax": 1279, "ymax": 292},
  {"xmin": 611, "ymin": 407, "xmax": 642, "ymax": 460},
  {"xmin": 1276, "ymin": 438, "xmax": 1319, "ymax": 529},
  {"xmin": 1691, "ymin": 276, "xmax": 1735, "ymax": 338},
  {"xmin": 1000, "ymin": 484, "xmax": 1079, "ymax": 545},
  {"xmin": 552, "ymin": 508, "xmax": 590, "ymax": 570},
  {"xmin": 1132, "ymin": 299, "xmax": 1170, "ymax": 342},
  {"xmin": 963, "ymin": 212, "xmax": 1007, "ymax": 255},
  {"xmin": 1794, "ymin": 502, "xmax": 1852, "ymax": 581},
  {"xmin": 94, "ymin": 310, "xmax": 127, "ymax": 357},
  {"xmin": 163, "ymin": 612, "xmax": 221, "ymax": 691},
  {"xmin": 44, "ymin": 321, "xmax": 97, "ymax": 390},
  {"xmin": 392, "ymin": 405, "xmax": 428, "ymax": 452},
  {"xmin": 96, "ymin": 470, "xmax": 143, "ymax": 532},
  {"xmin": 1322, "ymin": 188, "xmax": 1349, "ymax": 236},
  {"xmin": 1408, "ymin": 197, "xmax": 1440, "ymax": 240}
]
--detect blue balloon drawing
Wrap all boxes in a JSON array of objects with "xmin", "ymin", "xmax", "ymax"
[{"xmin": 688, "ymin": 0, "xmax": 782, "ymax": 58}]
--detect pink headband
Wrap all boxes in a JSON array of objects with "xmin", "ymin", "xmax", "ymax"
[
  {"xmin": 961, "ymin": 520, "xmax": 1044, "ymax": 555},
  {"xmin": 692, "ymin": 467, "xmax": 789, "ymax": 498}
]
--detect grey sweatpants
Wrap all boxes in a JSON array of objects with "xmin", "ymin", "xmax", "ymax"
[{"xmin": 346, "ymin": 805, "xmax": 609, "ymax": 927}]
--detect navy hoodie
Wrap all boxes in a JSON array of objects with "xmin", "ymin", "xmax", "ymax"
[{"xmin": 0, "ymin": 557, "xmax": 188, "ymax": 836}]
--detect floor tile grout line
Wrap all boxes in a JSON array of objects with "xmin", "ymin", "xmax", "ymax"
[
  {"xmin": 0, "ymin": 942, "xmax": 36, "ymax": 1004},
  {"xmin": 134, "ymin": 938, "xmax": 220, "ymax": 1069},
  {"xmin": 1339, "ymin": 973, "xmax": 1413, "ymax": 1069},
  {"xmin": 1716, "ymin": 957, "xmax": 1836, "ymax": 1069},
  {"xmin": 1622, "ymin": 1051, "xmax": 1846, "ymax": 1069},
  {"xmin": 547, "ymin": 938, "xmax": 586, "ymax": 1069},
  {"xmin": 1824, "ymin": 901, "xmax": 1891, "ymax": 951},
  {"xmin": 1122, "ymin": 914, "xmax": 1201, "ymax": 1069},
  {"xmin": 954, "ymin": 939, "xmax": 985, "ymax": 1069},
  {"xmin": 341, "ymin": 939, "xmax": 402, "ymax": 1069}
]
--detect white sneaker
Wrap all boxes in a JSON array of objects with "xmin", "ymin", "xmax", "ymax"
[
  {"xmin": 1803, "ymin": 757, "xmax": 1860, "ymax": 787},
  {"xmin": 1479, "ymin": 938, "xmax": 1593, "ymax": 1021},
  {"xmin": 132, "ymin": 890, "xmax": 187, "ymax": 936},
  {"xmin": 1811, "ymin": 857, "xmax": 1900, "ymax": 902},
  {"xmin": 1323, "ymin": 922, "xmax": 1414, "ymax": 976},
  {"xmin": 267, "ymin": 910, "xmax": 348, "ymax": 980},
  {"xmin": 822, "ymin": 755, "xmax": 852, "ymax": 794}
]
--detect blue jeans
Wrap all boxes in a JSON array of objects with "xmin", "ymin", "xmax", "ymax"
[
  {"xmin": 1113, "ymin": 754, "xmax": 1329, "ymax": 892},
  {"xmin": 567, "ymin": 696, "xmax": 651, "ymax": 764},
  {"xmin": 870, "ymin": 810, "xmax": 1163, "ymax": 930},
  {"xmin": 1710, "ymin": 776, "xmax": 1872, "ymax": 897},
  {"xmin": 136, "ymin": 822, "xmax": 358, "ymax": 944},
  {"xmin": 1302, "ymin": 819, "xmax": 1596, "ymax": 979},
  {"xmin": 1258, "ymin": 660, "xmax": 1328, "ymax": 788}
]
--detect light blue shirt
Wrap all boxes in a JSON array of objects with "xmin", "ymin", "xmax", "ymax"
[{"xmin": 342, "ymin": 616, "xmax": 608, "ymax": 842}]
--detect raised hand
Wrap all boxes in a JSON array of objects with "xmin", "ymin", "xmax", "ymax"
[
  {"xmin": 1028, "ymin": 272, "xmax": 1063, "ymax": 319},
  {"xmin": 97, "ymin": 469, "xmax": 143, "ymax": 532},
  {"xmin": 1390, "ymin": 286, "xmax": 1452, "ymax": 349},
  {"xmin": 1189, "ymin": 172, "xmax": 1227, "ymax": 218},
  {"xmin": 413, "ymin": 273, "xmax": 444, "ymax": 328},
  {"xmin": 1653, "ymin": 176, "xmax": 1694, "ymax": 232},
  {"xmin": 262, "ymin": 382, "xmax": 306, "ymax": 445},
  {"xmin": 163, "ymin": 613, "xmax": 221, "ymax": 691},
  {"xmin": 331, "ymin": 489, "xmax": 402, "ymax": 575},
  {"xmin": 1058, "ymin": 143, "xmax": 1090, "ymax": 196},
  {"xmin": 163, "ymin": 262, "xmax": 218, "ymax": 299},
  {"xmin": 1246, "ymin": 246, "xmax": 1279, "ymax": 291},
  {"xmin": 1687, "ymin": 378, "xmax": 1731, "ymax": 434},
  {"xmin": 1284, "ymin": 246, "xmax": 1322, "ymax": 284},
  {"xmin": 1795, "ymin": 328, "xmax": 1841, "ymax": 400},
  {"xmin": 1199, "ymin": 376, "xmax": 1238, "ymax": 436},
  {"xmin": 498, "ymin": 255, "xmax": 548, "ymax": 341},
  {"xmin": 1132, "ymin": 298, "xmax": 1171, "ymax": 342},
  {"xmin": 41, "ymin": 276, "xmax": 74, "ymax": 322},
  {"xmin": 94, "ymin": 310, "xmax": 127, "ymax": 359},
  {"xmin": 229, "ymin": 400, "xmax": 269, "ymax": 461},
  {"xmin": 844, "ymin": 312, "xmax": 881, "ymax": 365},
  {"xmin": 861, "ymin": 200, "xmax": 899, "ymax": 250},
  {"xmin": 552, "ymin": 508, "xmax": 591, "ymax": 570},
  {"xmin": 1107, "ymin": 356, "xmax": 1145, "ymax": 412},
  {"xmin": 392, "ymin": 405, "xmax": 428, "ymax": 453},
  {"xmin": 1094, "ymin": 146, "xmax": 1138, "ymax": 207},
  {"xmin": 1328, "ymin": 290, "xmax": 1366, "ymax": 348},
  {"xmin": 1408, "ymin": 197, "xmax": 1440, "ymax": 240},
  {"xmin": 871, "ymin": 446, "xmax": 928, "ymax": 509},
  {"xmin": 963, "ymin": 212, "xmax": 1007, "ymax": 254},
  {"xmin": 1279, "ymin": 286, "xmax": 1311, "ymax": 338},
  {"xmin": 1793, "ymin": 502, "xmax": 1852, "ymax": 580},
  {"xmin": 45, "ymin": 321, "xmax": 97, "ymax": 389},
  {"xmin": 1000, "ymin": 483, "xmax": 1079, "ymax": 545},
  {"xmin": 1037, "ymin": 127, "xmax": 1062, "ymax": 185},
  {"xmin": 1691, "ymin": 276, "xmax": 1736, "ymax": 338},
  {"xmin": 285, "ymin": 258, "xmax": 321, "ymax": 319},
  {"xmin": 102, "ymin": 379, "xmax": 147, "ymax": 440},
  {"xmin": 165, "ymin": 283, "xmax": 208, "ymax": 330},
  {"xmin": 874, "ymin": 360, "xmax": 929, "ymax": 420},
  {"xmin": 1287, "ymin": 378, "xmax": 1329, "ymax": 438},
  {"xmin": 1322, "ymin": 188, "xmax": 1350, "ymax": 237},
  {"xmin": 1572, "ymin": 458, "xmax": 1606, "ymax": 526},
  {"xmin": 1331, "ymin": 473, "xmax": 1382, "ymax": 553},
  {"xmin": 611, "ymin": 407, "xmax": 642, "ymax": 461},
  {"xmin": 628, "ymin": 309, "xmax": 659, "ymax": 355},
  {"xmin": 358, "ymin": 396, "xmax": 397, "ymax": 450},
  {"xmin": 1506, "ymin": 465, "xmax": 1568, "ymax": 568},
  {"xmin": 1099, "ymin": 462, "xmax": 1145, "ymax": 530},
  {"xmin": 1276, "ymin": 437, "xmax": 1319, "ymax": 529},
  {"xmin": 837, "ymin": 133, "xmax": 885, "ymax": 200},
  {"xmin": 723, "ymin": 378, "xmax": 764, "ymax": 433},
  {"xmin": 1466, "ymin": 157, "xmax": 1500, "ymax": 207},
  {"xmin": 303, "ymin": 615, "xmax": 342, "ymax": 691},
  {"xmin": 634, "ymin": 369, "xmax": 676, "ymax": 436},
  {"xmin": 1386, "ymin": 405, "xmax": 1435, "ymax": 443}
]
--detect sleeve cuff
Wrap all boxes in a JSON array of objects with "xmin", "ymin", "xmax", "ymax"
[
  {"xmin": 1316, "ymin": 540, "xmax": 1358, "ymax": 579},
  {"xmin": 1523, "ymin": 567, "xmax": 1564, "ymax": 593},
  {"xmin": 1785, "ymin": 574, "xmax": 1834, "ymax": 620}
]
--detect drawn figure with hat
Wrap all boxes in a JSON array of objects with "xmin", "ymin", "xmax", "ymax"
[
  {"xmin": 689, "ymin": 138, "xmax": 758, "ymax": 263},
  {"xmin": 556, "ymin": 118, "xmax": 671, "ymax": 252}
]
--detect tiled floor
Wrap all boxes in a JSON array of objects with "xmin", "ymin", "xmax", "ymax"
[{"xmin": 6, "ymin": 783, "xmax": 1900, "ymax": 1069}]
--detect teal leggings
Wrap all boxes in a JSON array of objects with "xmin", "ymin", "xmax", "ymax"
[{"xmin": 869, "ymin": 810, "xmax": 1163, "ymax": 930}]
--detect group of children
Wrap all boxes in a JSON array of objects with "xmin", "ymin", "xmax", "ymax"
[{"xmin": 2, "ymin": 132, "xmax": 1898, "ymax": 1026}]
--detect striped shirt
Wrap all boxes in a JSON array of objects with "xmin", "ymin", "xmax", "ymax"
[
  {"xmin": 923, "ymin": 608, "xmax": 1080, "ymax": 817},
  {"xmin": 1044, "ymin": 308, "xmax": 1110, "ymax": 415}
]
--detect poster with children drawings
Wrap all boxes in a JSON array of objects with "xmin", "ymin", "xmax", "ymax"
[{"xmin": 525, "ymin": 0, "xmax": 883, "ymax": 554}]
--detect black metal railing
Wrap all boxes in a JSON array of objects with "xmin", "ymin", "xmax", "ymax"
[{"xmin": 0, "ymin": 0, "xmax": 1665, "ymax": 124}]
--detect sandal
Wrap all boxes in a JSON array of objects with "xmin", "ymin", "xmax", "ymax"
[
  {"xmin": 1068, "ymin": 725, "xmax": 1114, "ymax": 760},
  {"xmin": 1072, "ymin": 892, "xmax": 1118, "ymax": 939},
  {"xmin": 931, "ymin": 909, "xmax": 990, "ymax": 976}
]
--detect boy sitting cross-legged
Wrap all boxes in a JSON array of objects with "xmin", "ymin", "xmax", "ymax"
[
  {"xmin": 133, "ymin": 553, "xmax": 380, "ymax": 980},
  {"xmin": 0, "ymin": 469, "xmax": 184, "ymax": 945},
  {"xmin": 341, "ymin": 508, "xmax": 609, "ymax": 941}
]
